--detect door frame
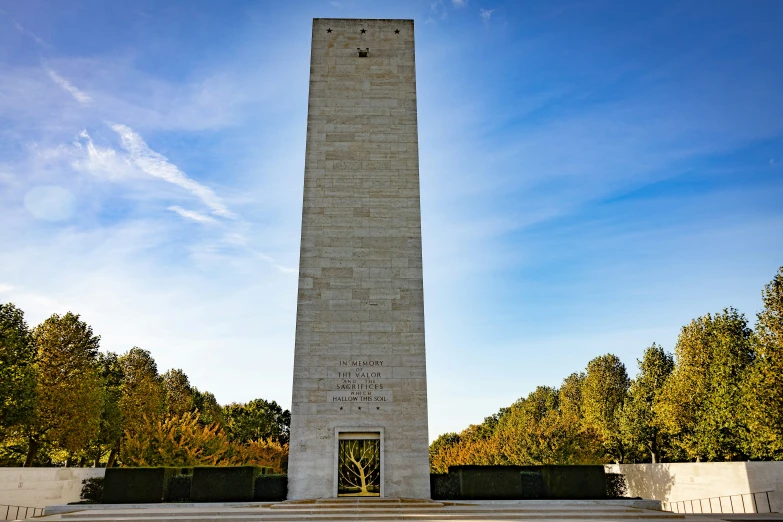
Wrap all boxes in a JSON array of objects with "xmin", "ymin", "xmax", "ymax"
[{"xmin": 333, "ymin": 427, "xmax": 385, "ymax": 498}]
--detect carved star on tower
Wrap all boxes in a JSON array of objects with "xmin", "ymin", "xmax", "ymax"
[
  {"xmin": 327, "ymin": 28, "xmax": 332, "ymax": 33},
  {"xmin": 395, "ymin": 29, "xmax": 400, "ymax": 34},
  {"xmin": 360, "ymin": 28, "xmax": 366, "ymax": 34}
]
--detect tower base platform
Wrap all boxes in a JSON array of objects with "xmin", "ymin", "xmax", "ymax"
[{"xmin": 37, "ymin": 498, "xmax": 707, "ymax": 521}]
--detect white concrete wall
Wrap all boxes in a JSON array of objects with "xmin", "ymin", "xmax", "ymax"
[
  {"xmin": 0, "ymin": 468, "xmax": 105, "ymax": 509},
  {"xmin": 606, "ymin": 462, "xmax": 783, "ymax": 513}
]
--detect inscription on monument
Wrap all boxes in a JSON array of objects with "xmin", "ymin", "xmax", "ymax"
[{"xmin": 328, "ymin": 359, "xmax": 393, "ymax": 403}]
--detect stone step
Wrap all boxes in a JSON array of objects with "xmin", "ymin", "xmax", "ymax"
[
  {"xmin": 49, "ymin": 512, "xmax": 685, "ymax": 522},
  {"xmin": 270, "ymin": 503, "xmax": 446, "ymax": 509},
  {"xmin": 49, "ymin": 509, "xmax": 684, "ymax": 521},
  {"xmin": 55, "ymin": 505, "xmax": 666, "ymax": 516}
]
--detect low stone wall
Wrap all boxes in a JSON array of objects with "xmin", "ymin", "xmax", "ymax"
[
  {"xmin": 0, "ymin": 468, "xmax": 105, "ymax": 509},
  {"xmin": 605, "ymin": 462, "xmax": 783, "ymax": 513}
]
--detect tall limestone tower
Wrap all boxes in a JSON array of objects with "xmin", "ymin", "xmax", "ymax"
[{"xmin": 288, "ymin": 18, "xmax": 430, "ymax": 499}]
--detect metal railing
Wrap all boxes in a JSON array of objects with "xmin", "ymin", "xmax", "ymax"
[
  {"xmin": 662, "ymin": 490, "xmax": 775, "ymax": 514},
  {"xmin": 1, "ymin": 504, "xmax": 45, "ymax": 521}
]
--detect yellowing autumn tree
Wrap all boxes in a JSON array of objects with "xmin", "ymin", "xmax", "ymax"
[
  {"xmin": 122, "ymin": 411, "xmax": 289, "ymax": 472},
  {"xmin": 743, "ymin": 267, "xmax": 783, "ymax": 459},
  {"xmin": 122, "ymin": 411, "xmax": 230, "ymax": 467},
  {"xmin": 119, "ymin": 347, "xmax": 166, "ymax": 437},
  {"xmin": 23, "ymin": 313, "xmax": 103, "ymax": 466}
]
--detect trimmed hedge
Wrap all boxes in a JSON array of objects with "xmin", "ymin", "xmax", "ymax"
[
  {"xmin": 253, "ymin": 475, "xmax": 288, "ymax": 501},
  {"xmin": 103, "ymin": 468, "xmax": 179, "ymax": 504},
  {"xmin": 519, "ymin": 471, "xmax": 545, "ymax": 499},
  {"xmin": 434, "ymin": 465, "xmax": 607, "ymax": 500},
  {"xmin": 450, "ymin": 466, "xmax": 526, "ymax": 500},
  {"xmin": 537, "ymin": 465, "xmax": 606, "ymax": 499},
  {"xmin": 430, "ymin": 473, "xmax": 460, "ymax": 500},
  {"xmin": 191, "ymin": 466, "xmax": 265, "ymax": 502},
  {"xmin": 164, "ymin": 472, "xmax": 193, "ymax": 502}
]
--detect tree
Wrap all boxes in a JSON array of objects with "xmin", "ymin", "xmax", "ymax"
[
  {"xmin": 429, "ymin": 428, "xmax": 502, "ymax": 473},
  {"xmin": 91, "ymin": 352, "xmax": 124, "ymax": 467},
  {"xmin": 230, "ymin": 438, "xmax": 289, "ymax": 473},
  {"xmin": 224, "ymin": 399, "xmax": 290, "ymax": 445},
  {"xmin": 558, "ymin": 372, "xmax": 585, "ymax": 422},
  {"xmin": 118, "ymin": 347, "xmax": 165, "ymax": 440},
  {"xmin": 121, "ymin": 411, "xmax": 230, "ymax": 467},
  {"xmin": 23, "ymin": 313, "xmax": 103, "ymax": 466},
  {"xmin": 429, "ymin": 432, "xmax": 461, "ymax": 472},
  {"xmin": 582, "ymin": 354, "xmax": 630, "ymax": 463},
  {"xmin": 121, "ymin": 410, "xmax": 288, "ymax": 471},
  {"xmin": 619, "ymin": 344, "xmax": 674, "ymax": 463},
  {"xmin": 193, "ymin": 389, "xmax": 225, "ymax": 427},
  {"xmin": 743, "ymin": 267, "xmax": 783, "ymax": 458},
  {"xmin": 163, "ymin": 369, "xmax": 194, "ymax": 416},
  {"xmin": 657, "ymin": 308, "xmax": 752, "ymax": 461},
  {"xmin": 494, "ymin": 385, "xmax": 601, "ymax": 466},
  {"xmin": 0, "ymin": 303, "xmax": 36, "ymax": 437}
]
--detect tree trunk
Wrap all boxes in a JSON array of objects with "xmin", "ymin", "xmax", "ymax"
[
  {"xmin": 107, "ymin": 447, "xmax": 118, "ymax": 468},
  {"xmin": 650, "ymin": 435, "xmax": 658, "ymax": 464},
  {"xmin": 24, "ymin": 437, "xmax": 39, "ymax": 467}
]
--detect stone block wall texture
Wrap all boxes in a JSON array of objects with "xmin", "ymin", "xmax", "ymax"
[
  {"xmin": 287, "ymin": 18, "xmax": 430, "ymax": 499},
  {"xmin": 0, "ymin": 468, "xmax": 105, "ymax": 509},
  {"xmin": 606, "ymin": 462, "xmax": 783, "ymax": 513}
]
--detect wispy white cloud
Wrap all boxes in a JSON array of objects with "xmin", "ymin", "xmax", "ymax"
[
  {"xmin": 45, "ymin": 67, "xmax": 91, "ymax": 105},
  {"xmin": 431, "ymin": 0, "xmax": 448, "ymax": 19},
  {"xmin": 168, "ymin": 205, "xmax": 217, "ymax": 224},
  {"xmin": 72, "ymin": 130, "xmax": 132, "ymax": 180},
  {"xmin": 480, "ymin": 8, "xmax": 494, "ymax": 23},
  {"xmin": 13, "ymin": 20, "xmax": 48, "ymax": 48},
  {"xmin": 452, "ymin": 0, "xmax": 468, "ymax": 7},
  {"xmin": 255, "ymin": 251, "xmax": 297, "ymax": 275},
  {"xmin": 109, "ymin": 123, "xmax": 236, "ymax": 219}
]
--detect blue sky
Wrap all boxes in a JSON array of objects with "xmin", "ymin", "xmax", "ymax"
[{"xmin": 1, "ymin": 0, "xmax": 781, "ymax": 441}]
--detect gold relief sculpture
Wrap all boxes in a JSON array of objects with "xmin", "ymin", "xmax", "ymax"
[{"xmin": 338, "ymin": 439, "xmax": 381, "ymax": 496}]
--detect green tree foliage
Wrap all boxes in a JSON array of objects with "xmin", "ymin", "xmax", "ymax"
[
  {"xmin": 657, "ymin": 308, "xmax": 753, "ymax": 461},
  {"xmin": 23, "ymin": 313, "xmax": 103, "ymax": 466},
  {"xmin": 429, "ymin": 432, "xmax": 461, "ymax": 470},
  {"xmin": 92, "ymin": 352, "xmax": 124, "ymax": 467},
  {"xmin": 558, "ymin": 372, "xmax": 585, "ymax": 422},
  {"xmin": 582, "ymin": 354, "xmax": 630, "ymax": 463},
  {"xmin": 224, "ymin": 399, "xmax": 291, "ymax": 445},
  {"xmin": 429, "ymin": 376, "xmax": 604, "ymax": 473},
  {"xmin": 163, "ymin": 369, "xmax": 194, "ymax": 416},
  {"xmin": 0, "ymin": 303, "xmax": 293, "ymax": 468},
  {"xmin": 743, "ymin": 267, "xmax": 783, "ymax": 459},
  {"xmin": 0, "ymin": 304, "xmax": 36, "ymax": 437},
  {"xmin": 118, "ymin": 347, "xmax": 165, "ymax": 440},
  {"xmin": 193, "ymin": 389, "xmax": 225, "ymax": 427},
  {"xmin": 5, "ymin": 267, "xmax": 783, "ymax": 470},
  {"xmin": 496, "ymin": 385, "xmax": 601, "ymax": 465},
  {"xmin": 619, "ymin": 344, "xmax": 674, "ymax": 463}
]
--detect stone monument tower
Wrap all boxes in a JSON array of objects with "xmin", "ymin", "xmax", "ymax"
[{"xmin": 287, "ymin": 18, "xmax": 430, "ymax": 500}]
